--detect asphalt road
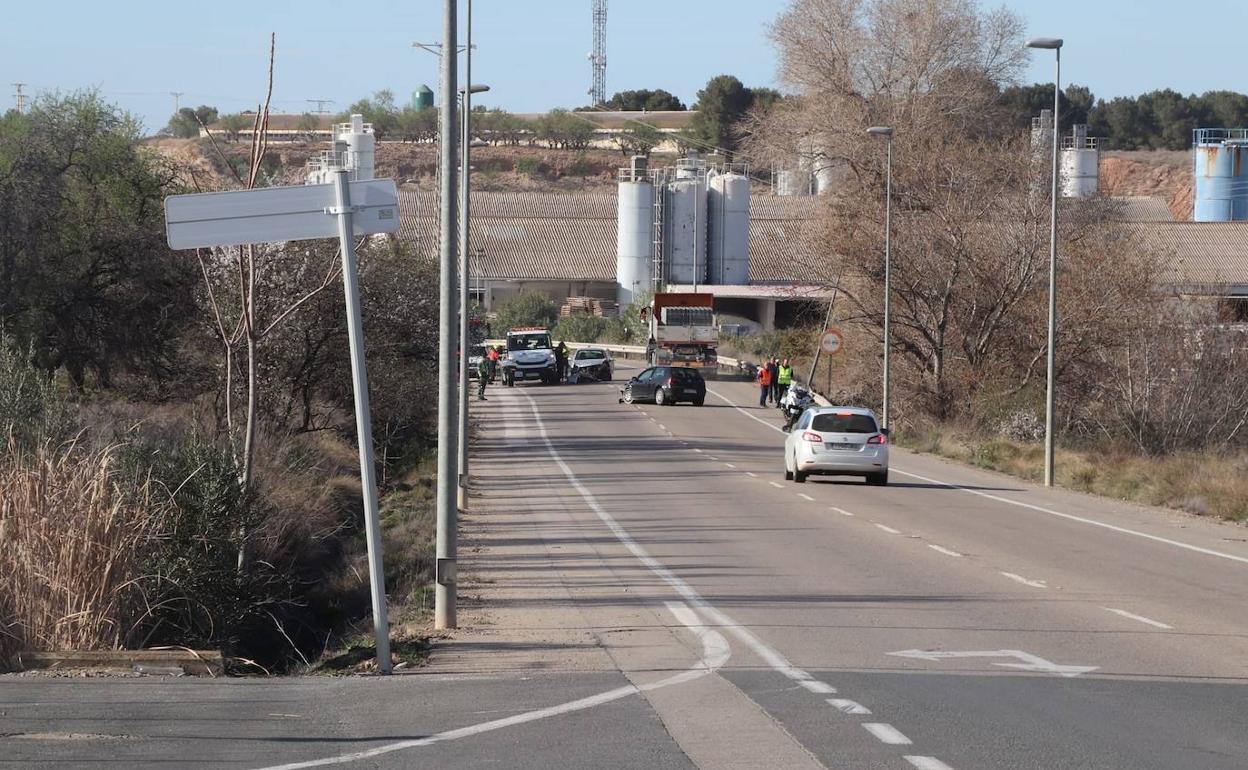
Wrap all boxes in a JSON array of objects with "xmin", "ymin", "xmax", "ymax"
[{"xmin": 5, "ymin": 363, "xmax": 1248, "ymax": 769}]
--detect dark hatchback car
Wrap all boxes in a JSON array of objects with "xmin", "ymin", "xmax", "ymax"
[{"xmin": 621, "ymin": 365, "xmax": 706, "ymax": 406}]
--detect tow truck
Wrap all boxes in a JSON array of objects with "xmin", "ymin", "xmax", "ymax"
[
  {"xmin": 501, "ymin": 327, "xmax": 561, "ymax": 386},
  {"xmin": 645, "ymin": 293, "xmax": 719, "ymax": 375}
]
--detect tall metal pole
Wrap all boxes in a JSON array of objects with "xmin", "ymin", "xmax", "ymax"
[
  {"xmin": 332, "ymin": 171, "xmax": 392, "ymax": 673},
  {"xmin": 882, "ymin": 137, "xmax": 893, "ymax": 430},
  {"xmin": 436, "ymin": 0, "xmax": 460, "ymax": 630},
  {"xmin": 457, "ymin": 0, "xmax": 472, "ymax": 511},
  {"xmin": 1043, "ymin": 47, "xmax": 1061, "ymax": 487}
]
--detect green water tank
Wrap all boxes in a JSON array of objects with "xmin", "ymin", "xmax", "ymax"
[{"xmin": 413, "ymin": 85, "xmax": 434, "ymax": 111}]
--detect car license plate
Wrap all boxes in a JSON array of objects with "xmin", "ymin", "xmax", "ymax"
[
  {"xmin": 683, "ymin": 388, "xmax": 698, "ymax": 394},
  {"xmin": 828, "ymin": 442, "xmax": 858, "ymax": 450}
]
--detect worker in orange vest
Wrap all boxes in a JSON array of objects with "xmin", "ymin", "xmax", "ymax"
[{"xmin": 756, "ymin": 363, "xmax": 773, "ymax": 407}]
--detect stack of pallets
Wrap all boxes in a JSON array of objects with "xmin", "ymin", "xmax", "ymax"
[{"xmin": 560, "ymin": 297, "xmax": 619, "ymax": 318}]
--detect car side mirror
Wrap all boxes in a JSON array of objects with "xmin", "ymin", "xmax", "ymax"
[{"xmin": 629, "ymin": 376, "xmax": 639, "ymax": 383}]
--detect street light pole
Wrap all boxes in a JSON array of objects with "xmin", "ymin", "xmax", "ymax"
[
  {"xmin": 1028, "ymin": 36, "xmax": 1063, "ymax": 488},
  {"xmin": 456, "ymin": 0, "xmax": 474, "ymax": 511},
  {"xmin": 436, "ymin": 0, "xmax": 460, "ymax": 630},
  {"xmin": 867, "ymin": 126, "xmax": 894, "ymax": 430}
]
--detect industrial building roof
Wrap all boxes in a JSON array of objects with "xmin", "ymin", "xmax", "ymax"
[
  {"xmin": 395, "ymin": 189, "xmax": 823, "ymax": 282},
  {"xmin": 1133, "ymin": 221, "xmax": 1248, "ymax": 291},
  {"xmin": 1111, "ymin": 196, "xmax": 1174, "ymax": 222}
]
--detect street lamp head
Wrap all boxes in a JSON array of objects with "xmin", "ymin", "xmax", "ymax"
[
  {"xmin": 1026, "ymin": 37, "xmax": 1063, "ymax": 50},
  {"xmin": 460, "ymin": 84, "xmax": 491, "ymax": 95},
  {"xmin": 867, "ymin": 126, "xmax": 894, "ymax": 138}
]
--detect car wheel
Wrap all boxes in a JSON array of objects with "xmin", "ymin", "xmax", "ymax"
[
  {"xmin": 655, "ymin": 388, "xmax": 668, "ymax": 406},
  {"xmin": 794, "ymin": 470, "xmax": 808, "ymax": 483},
  {"xmin": 784, "ymin": 467, "xmax": 794, "ymax": 481},
  {"xmin": 867, "ymin": 471, "xmax": 889, "ymax": 486},
  {"xmin": 602, "ymin": 370, "xmax": 612, "ymax": 382},
  {"xmin": 692, "ymin": 397, "xmax": 704, "ymax": 406},
  {"xmin": 622, "ymin": 388, "xmax": 634, "ymax": 404}
]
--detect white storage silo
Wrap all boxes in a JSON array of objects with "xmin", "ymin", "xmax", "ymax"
[
  {"xmin": 664, "ymin": 175, "xmax": 707, "ymax": 285},
  {"xmin": 340, "ymin": 114, "xmax": 375, "ymax": 181},
  {"xmin": 1060, "ymin": 124, "xmax": 1098, "ymax": 198},
  {"xmin": 616, "ymin": 167, "xmax": 655, "ymax": 307},
  {"xmin": 776, "ymin": 169, "xmax": 808, "ymax": 196},
  {"xmin": 707, "ymin": 170, "xmax": 751, "ymax": 284}
]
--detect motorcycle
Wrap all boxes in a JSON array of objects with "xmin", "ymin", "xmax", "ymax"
[{"xmin": 780, "ymin": 384, "xmax": 815, "ymax": 432}]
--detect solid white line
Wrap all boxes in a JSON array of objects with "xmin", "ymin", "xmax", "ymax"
[
  {"xmin": 891, "ymin": 467, "xmax": 1248, "ymax": 567},
  {"xmin": 863, "ymin": 723, "xmax": 912, "ymax": 745},
  {"xmin": 1104, "ymin": 607, "xmax": 1173, "ymax": 629},
  {"xmin": 827, "ymin": 698, "xmax": 871, "ymax": 715},
  {"xmin": 1000, "ymin": 571, "xmax": 1047, "ymax": 589},
  {"xmin": 830, "ymin": 507, "xmax": 854, "ymax": 517},
  {"xmin": 928, "ymin": 545, "xmax": 963, "ymax": 558},
  {"xmin": 798, "ymin": 493, "xmax": 815, "ymax": 502},
  {"xmin": 712, "ymin": 386, "xmax": 1248, "ymax": 569},
  {"xmin": 770, "ymin": 481, "xmax": 785, "ymax": 488},
  {"xmin": 905, "ymin": 757, "xmax": 955, "ymax": 770},
  {"xmin": 875, "ymin": 524, "xmax": 902, "ymax": 535},
  {"xmin": 798, "ymin": 680, "xmax": 836, "ymax": 694},
  {"xmin": 256, "ymin": 600, "xmax": 729, "ymax": 770}
]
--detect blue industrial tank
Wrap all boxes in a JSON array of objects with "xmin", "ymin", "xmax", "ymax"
[{"xmin": 1193, "ymin": 128, "xmax": 1248, "ymax": 221}]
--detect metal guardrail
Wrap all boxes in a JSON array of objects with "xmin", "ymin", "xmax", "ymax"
[{"xmin": 483, "ymin": 339, "xmax": 743, "ymax": 371}]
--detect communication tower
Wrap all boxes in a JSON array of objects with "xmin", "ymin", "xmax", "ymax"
[
  {"xmin": 11, "ymin": 83, "xmax": 26, "ymax": 114},
  {"xmin": 589, "ymin": 0, "xmax": 607, "ymax": 106}
]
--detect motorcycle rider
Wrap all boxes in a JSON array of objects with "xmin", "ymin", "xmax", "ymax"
[{"xmin": 781, "ymin": 382, "xmax": 814, "ymax": 432}]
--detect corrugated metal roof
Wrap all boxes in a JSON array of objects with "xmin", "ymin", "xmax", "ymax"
[
  {"xmin": 1110, "ymin": 196, "xmax": 1174, "ymax": 222},
  {"xmin": 1132, "ymin": 221, "xmax": 1248, "ymax": 289}
]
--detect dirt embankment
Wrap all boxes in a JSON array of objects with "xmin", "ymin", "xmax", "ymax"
[
  {"xmin": 145, "ymin": 138, "xmax": 641, "ymax": 193},
  {"xmin": 1099, "ymin": 150, "xmax": 1193, "ymax": 221}
]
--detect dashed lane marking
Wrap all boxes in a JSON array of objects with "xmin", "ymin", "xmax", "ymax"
[
  {"xmin": 906, "ymin": 758, "xmax": 955, "ymax": 770},
  {"xmin": 831, "ymin": 507, "xmax": 854, "ymax": 517},
  {"xmin": 875, "ymin": 524, "xmax": 902, "ymax": 535},
  {"xmin": 725, "ymin": 463, "xmax": 737, "ymax": 469},
  {"xmin": 1000, "ymin": 572, "xmax": 1047, "ymax": 589},
  {"xmin": 827, "ymin": 698, "xmax": 871, "ymax": 715},
  {"xmin": 797, "ymin": 680, "xmax": 836, "ymax": 694},
  {"xmin": 798, "ymin": 493, "xmax": 815, "ymax": 502},
  {"xmin": 863, "ymin": 723, "xmax": 912, "ymax": 745},
  {"xmin": 746, "ymin": 472, "xmax": 758, "ymax": 478},
  {"xmin": 1104, "ymin": 607, "xmax": 1173, "ymax": 629},
  {"xmin": 770, "ymin": 481, "xmax": 785, "ymax": 489},
  {"xmin": 928, "ymin": 545, "xmax": 963, "ymax": 558}
]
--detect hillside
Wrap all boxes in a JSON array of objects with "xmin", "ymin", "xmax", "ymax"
[{"xmin": 1099, "ymin": 150, "xmax": 1192, "ymax": 221}]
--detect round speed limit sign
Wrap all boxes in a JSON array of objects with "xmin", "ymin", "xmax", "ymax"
[{"xmin": 819, "ymin": 329, "xmax": 844, "ymax": 355}]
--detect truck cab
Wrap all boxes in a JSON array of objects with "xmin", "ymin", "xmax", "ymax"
[
  {"xmin": 501, "ymin": 327, "xmax": 560, "ymax": 386},
  {"xmin": 648, "ymin": 294, "xmax": 719, "ymax": 374}
]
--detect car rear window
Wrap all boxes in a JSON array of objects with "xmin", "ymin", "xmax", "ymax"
[
  {"xmin": 672, "ymin": 368, "xmax": 702, "ymax": 383},
  {"xmin": 811, "ymin": 413, "xmax": 878, "ymax": 433}
]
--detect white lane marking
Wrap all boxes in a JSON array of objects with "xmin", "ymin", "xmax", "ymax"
[
  {"xmin": 1104, "ymin": 607, "xmax": 1173, "ymax": 629},
  {"xmin": 711, "ymin": 386, "xmax": 1248, "ymax": 569},
  {"xmin": 798, "ymin": 680, "xmax": 836, "ymax": 694},
  {"xmin": 928, "ymin": 545, "xmax": 963, "ymax": 558},
  {"xmin": 1000, "ymin": 572, "xmax": 1047, "ymax": 589},
  {"xmin": 658, "ymin": 424, "xmax": 667, "ymax": 431},
  {"xmin": 831, "ymin": 507, "xmax": 854, "ymax": 517},
  {"xmin": 906, "ymin": 757, "xmax": 955, "ymax": 770},
  {"xmin": 892, "ymin": 467, "xmax": 1248, "ymax": 567},
  {"xmin": 888, "ymin": 648, "xmax": 1097, "ymax": 677},
  {"xmin": 770, "ymin": 481, "xmax": 785, "ymax": 489},
  {"xmin": 798, "ymin": 493, "xmax": 815, "ymax": 502},
  {"xmin": 875, "ymin": 524, "xmax": 902, "ymax": 535},
  {"xmin": 746, "ymin": 471, "xmax": 758, "ymax": 478},
  {"xmin": 708, "ymin": 456, "xmax": 719, "ymax": 460},
  {"xmin": 256, "ymin": 600, "xmax": 729, "ymax": 770},
  {"xmin": 863, "ymin": 723, "xmax": 912, "ymax": 745},
  {"xmin": 693, "ymin": 448, "xmax": 703, "ymax": 453},
  {"xmin": 725, "ymin": 463, "xmax": 737, "ymax": 469},
  {"xmin": 827, "ymin": 698, "xmax": 871, "ymax": 715}
]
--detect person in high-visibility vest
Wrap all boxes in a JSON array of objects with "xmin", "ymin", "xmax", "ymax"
[
  {"xmin": 756, "ymin": 363, "xmax": 773, "ymax": 407},
  {"xmin": 776, "ymin": 359, "xmax": 794, "ymax": 408}
]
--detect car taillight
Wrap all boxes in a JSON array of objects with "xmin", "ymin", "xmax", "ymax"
[
  {"xmin": 867, "ymin": 434, "xmax": 888, "ymax": 444},
  {"xmin": 801, "ymin": 431, "xmax": 823, "ymax": 443}
]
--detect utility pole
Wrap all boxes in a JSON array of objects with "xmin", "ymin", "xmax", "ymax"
[
  {"xmin": 170, "ymin": 91, "xmax": 185, "ymax": 113},
  {"xmin": 435, "ymin": 0, "xmax": 460, "ymax": 630},
  {"xmin": 458, "ymin": 0, "xmax": 476, "ymax": 511},
  {"xmin": 11, "ymin": 83, "xmax": 26, "ymax": 114},
  {"xmin": 307, "ymin": 99, "xmax": 334, "ymax": 114},
  {"xmin": 589, "ymin": 0, "xmax": 607, "ymax": 105}
]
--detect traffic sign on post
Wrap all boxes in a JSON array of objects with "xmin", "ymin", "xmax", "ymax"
[
  {"xmin": 820, "ymin": 328, "xmax": 844, "ymax": 355},
  {"xmin": 163, "ymin": 175, "xmax": 398, "ymax": 674},
  {"xmin": 164, "ymin": 179, "xmax": 399, "ymax": 249}
]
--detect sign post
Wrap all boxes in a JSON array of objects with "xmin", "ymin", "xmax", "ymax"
[
  {"xmin": 165, "ymin": 176, "xmax": 399, "ymax": 674},
  {"xmin": 819, "ymin": 329, "xmax": 844, "ymax": 397}
]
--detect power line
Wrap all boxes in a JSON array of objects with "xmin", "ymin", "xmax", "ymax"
[
  {"xmin": 307, "ymin": 99, "xmax": 334, "ymax": 114},
  {"xmin": 170, "ymin": 91, "xmax": 185, "ymax": 113}
]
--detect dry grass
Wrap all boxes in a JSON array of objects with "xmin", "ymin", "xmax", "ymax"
[
  {"xmin": 900, "ymin": 425, "xmax": 1248, "ymax": 522},
  {"xmin": 0, "ymin": 439, "xmax": 167, "ymax": 668}
]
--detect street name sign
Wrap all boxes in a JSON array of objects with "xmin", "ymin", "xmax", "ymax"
[{"xmin": 164, "ymin": 178, "xmax": 399, "ymax": 250}]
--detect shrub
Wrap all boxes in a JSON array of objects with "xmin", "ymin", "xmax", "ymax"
[
  {"xmin": 494, "ymin": 292, "xmax": 559, "ymax": 332},
  {"xmin": 514, "ymin": 156, "xmax": 545, "ymax": 177},
  {"xmin": 0, "ymin": 334, "xmax": 74, "ymax": 448},
  {"xmin": 553, "ymin": 315, "xmax": 609, "ymax": 343}
]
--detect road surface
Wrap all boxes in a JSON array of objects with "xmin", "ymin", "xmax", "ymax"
[{"xmin": 5, "ymin": 364, "xmax": 1248, "ymax": 768}]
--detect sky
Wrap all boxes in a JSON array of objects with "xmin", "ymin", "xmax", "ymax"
[{"xmin": 2, "ymin": 0, "xmax": 1246, "ymax": 135}]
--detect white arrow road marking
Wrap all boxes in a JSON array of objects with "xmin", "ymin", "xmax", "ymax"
[
  {"xmin": 863, "ymin": 723, "xmax": 912, "ymax": 745},
  {"xmin": 1000, "ymin": 571, "xmax": 1047, "ymax": 588},
  {"xmin": 888, "ymin": 649, "xmax": 1097, "ymax": 678},
  {"xmin": 255, "ymin": 601, "xmax": 729, "ymax": 770},
  {"xmin": 827, "ymin": 698, "xmax": 871, "ymax": 715},
  {"xmin": 906, "ymin": 757, "xmax": 955, "ymax": 770},
  {"xmin": 1104, "ymin": 607, "xmax": 1173, "ymax": 629},
  {"xmin": 928, "ymin": 545, "xmax": 963, "ymax": 558}
]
